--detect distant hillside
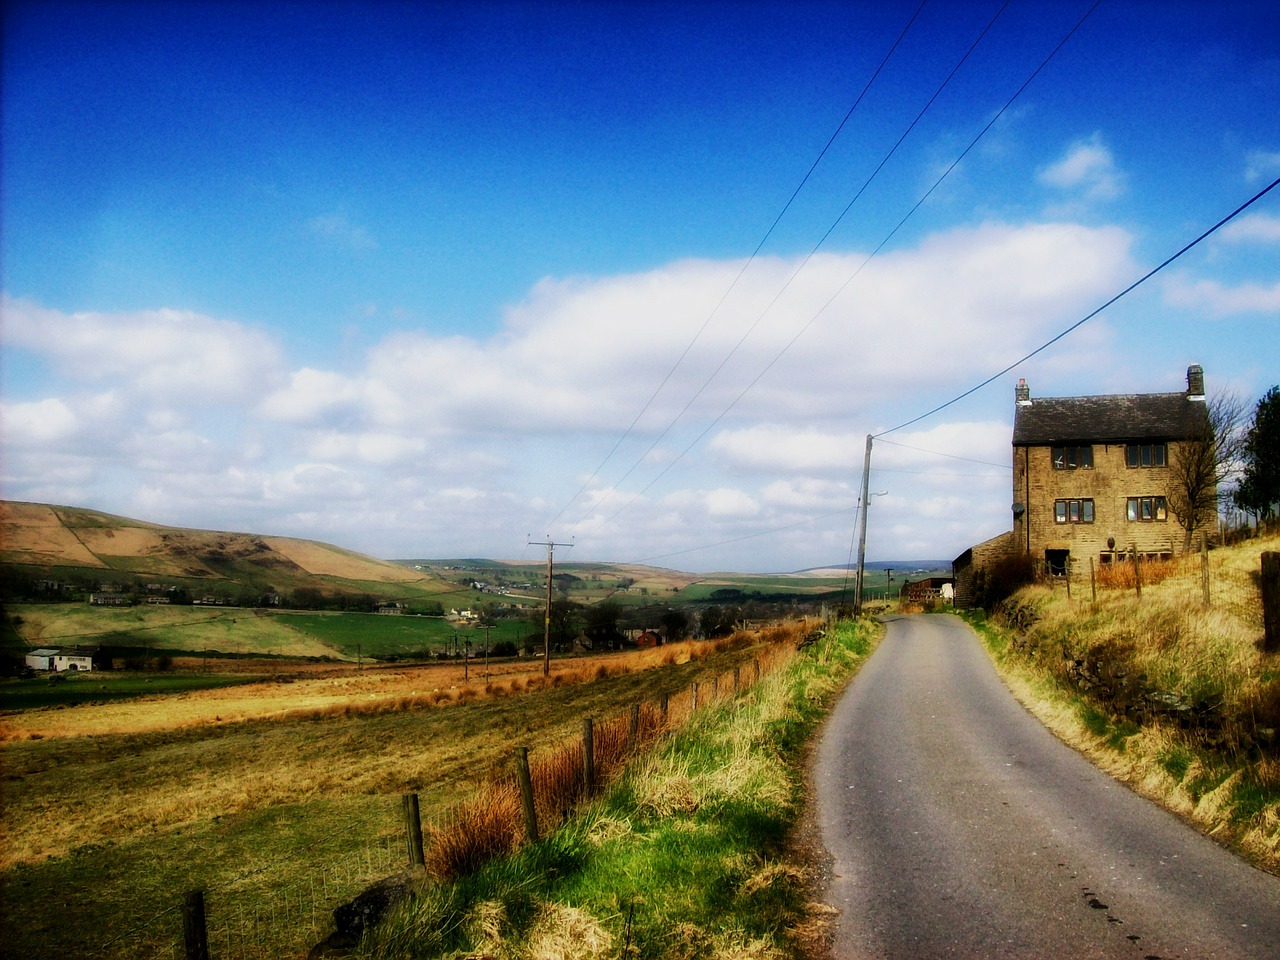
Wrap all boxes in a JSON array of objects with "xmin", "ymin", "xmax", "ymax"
[{"xmin": 0, "ymin": 501, "xmax": 438, "ymax": 597}]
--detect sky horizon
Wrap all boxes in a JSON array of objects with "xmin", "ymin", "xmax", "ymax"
[{"xmin": 3, "ymin": 1, "xmax": 1278, "ymax": 573}]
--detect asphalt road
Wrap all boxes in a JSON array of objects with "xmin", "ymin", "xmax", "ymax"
[{"xmin": 814, "ymin": 614, "xmax": 1280, "ymax": 959}]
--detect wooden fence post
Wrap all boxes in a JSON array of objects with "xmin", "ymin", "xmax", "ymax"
[
  {"xmin": 515, "ymin": 747, "xmax": 538, "ymax": 843},
  {"xmin": 659, "ymin": 690, "xmax": 669, "ymax": 727},
  {"xmin": 1089, "ymin": 556, "xmax": 1097, "ymax": 606},
  {"xmin": 733, "ymin": 664, "xmax": 740, "ymax": 693},
  {"xmin": 629, "ymin": 703, "xmax": 640, "ymax": 749},
  {"xmin": 183, "ymin": 889, "xmax": 209, "ymax": 960},
  {"xmin": 403, "ymin": 793, "xmax": 425, "ymax": 867},
  {"xmin": 1132, "ymin": 545, "xmax": 1142, "ymax": 599},
  {"xmin": 691, "ymin": 682, "xmax": 699, "ymax": 713},
  {"xmin": 754, "ymin": 658, "xmax": 761, "ymax": 683},
  {"xmin": 582, "ymin": 718, "xmax": 595, "ymax": 792},
  {"xmin": 1263, "ymin": 552, "xmax": 1280, "ymax": 654}
]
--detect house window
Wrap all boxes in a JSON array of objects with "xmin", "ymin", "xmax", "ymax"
[
  {"xmin": 1126, "ymin": 496, "xmax": 1167, "ymax": 522},
  {"xmin": 1054, "ymin": 498, "xmax": 1094, "ymax": 523},
  {"xmin": 1052, "ymin": 445, "xmax": 1093, "ymax": 470},
  {"xmin": 1126, "ymin": 443, "xmax": 1167, "ymax": 468}
]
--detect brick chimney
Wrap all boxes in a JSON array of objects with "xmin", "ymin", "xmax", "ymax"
[
  {"xmin": 1015, "ymin": 378, "xmax": 1031, "ymax": 406},
  {"xmin": 1186, "ymin": 364, "xmax": 1205, "ymax": 401}
]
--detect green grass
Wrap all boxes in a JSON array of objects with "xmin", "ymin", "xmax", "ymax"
[
  {"xmin": 278, "ymin": 612, "xmax": 536, "ymax": 659},
  {"xmin": 0, "ymin": 672, "xmax": 256, "ymax": 710},
  {"xmin": 358, "ymin": 619, "xmax": 878, "ymax": 959}
]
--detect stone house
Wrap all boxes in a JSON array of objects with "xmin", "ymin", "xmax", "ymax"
[{"xmin": 955, "ymin": 365, "xmax": 1214, "ymax": 605}]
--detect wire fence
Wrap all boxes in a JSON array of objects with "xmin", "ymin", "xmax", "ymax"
[{"xmin": 79, "ymin": 626, "xmax": 811, "ymax": 960}]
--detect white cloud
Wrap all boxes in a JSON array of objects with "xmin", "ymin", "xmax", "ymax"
[
  {"xmin": 710, "ymin": 425, "xmax": 861, "ymax": 474},
  {"xmin": 1245, "ymin": 149, "xmax": 1280, "ymax": 184},
  {"xmin": 1038, "ymin": 133, "xmax": 1124, "ymax": 201},
  {"xmin": 2, "ymin": 397, "xmax": 81, "ymax": 444},
  {"xmin": 1164, "ymin": 275, "xmax": 1280, "ymax": 316},
  {"xmin": 259, "ymin": 368, "xmax": 364, "ymax": 423},
  {"xmin": 0, "ymin": 219, "xmax": 1147, "ymax": 568},
  {"xmin": 307, "ymin": 213, "xmax": 378, "ymax": 251},
  {"xmin": 1, "ymin": 296, "xmax": 286, "ymax": 406},
  {"xmin": 1217, "ymin": 213, "xmax": 1280, "ymax": 244}
]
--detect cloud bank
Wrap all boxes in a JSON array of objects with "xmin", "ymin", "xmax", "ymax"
[{"xmin": 5, "ymin": 214, "xmax": 1257, "ymax": 570}]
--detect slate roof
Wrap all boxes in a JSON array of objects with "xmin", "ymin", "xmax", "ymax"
[{"xmin": 1012, "ymin": 391, "xmax": 1209, "ymax": 446}]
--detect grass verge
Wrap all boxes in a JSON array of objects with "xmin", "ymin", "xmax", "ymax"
[
  {"xmin": 963, "ymin": 533, "xmax": 1280, "ymax": 875},
  {"xmin": 355, "ymin": 618, "xmax": 878, "ymax": 960}
]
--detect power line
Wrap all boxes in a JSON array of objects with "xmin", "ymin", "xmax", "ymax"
[
  {"xmin": 540, "ymin": 0, "xmax": 929, "ymax": 533},
  {"xmin": 875, "ymin": 173, "xmax": 1280, "ymax": 438},
  {"xmin": 874, "ymin": 436, "xmax": 1011, "ymax": 469},
  {"xmin": 587, "ymin": 0, "xmax": 1094, "ymax": 534}
]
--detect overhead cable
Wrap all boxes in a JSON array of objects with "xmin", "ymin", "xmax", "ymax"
[
  {"xmin": 875, "ymin": 173, "xmax": 1280, "ymax": 438},
  {"xmin": 539, "ymin": 0, "xmax": 929, "ymax": 534},
  {"xmin": 600, "ymin": 0, "xmax": 1093, "ymax": 534}
]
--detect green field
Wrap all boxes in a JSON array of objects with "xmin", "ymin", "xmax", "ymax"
[
  {"xmin": 5, "ymin": 604, "xmax": 545, "ymax": 665},
  {"xmin": 0, "ymin": 672, "xmax": 256, "ymax": 710},
  {"xmin": 277, "ymin": 612, "xmax": 535, "ymax": 658}
]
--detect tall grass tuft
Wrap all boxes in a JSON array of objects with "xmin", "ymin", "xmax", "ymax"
[{"xmin": 424, "ymin": 781, "xmax": 522, "ymax": 879}]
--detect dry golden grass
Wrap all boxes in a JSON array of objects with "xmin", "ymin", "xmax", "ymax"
[
  {"xmin": 263, "ymin": 536, "xmax": 428, "ymax": 582},
  {"xmin": 0, "ymin": 501, "xmax": 106, "ymax": 567},
  {"xmin": 1, "ymin": 625, "xmax": 804, "ymax": 871},
  {"xmin": 0, "ymin": 641, "xmax": 707, "ymax": 741},
  {"xmin": 988, "ymin": 530, "xmax": 1280, "ymax": 872}
]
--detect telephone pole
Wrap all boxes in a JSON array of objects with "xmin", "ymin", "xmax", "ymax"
[
  {"xmin": 529, "ymin": 538, "xmax": 572, "ymax": 676},
  {"xmin": 853, "ymin": 435, "xmax": 873, "ymax": 618}
]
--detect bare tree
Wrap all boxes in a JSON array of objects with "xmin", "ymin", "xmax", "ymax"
[{"xmin": 1167, "ymin": 391, "xmax": 1248, "ymax": 550}]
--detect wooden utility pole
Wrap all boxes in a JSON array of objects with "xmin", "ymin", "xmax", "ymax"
[
  {"xmin": 529, "ymin": 538, "xmax": 572, "ymax": 676},
  {"xmin": 853, "ymin": 435, "xmax": 873, "ymax": 618}
]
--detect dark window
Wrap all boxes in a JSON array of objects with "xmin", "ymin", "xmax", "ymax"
[
  {"xmin": 1045, "ymin": 549, "xmax": 1070, "ymax": 576},
  {"xmin": 1052, "ymin": 445, "xmax": 1093, "ymax": 470},
  {"xmin": 1126, "ymin": 496, "xmax": 1167, "ymax": 522},
  {"xmin": 1054, "ymin": 498, "xmax": 1094, "ymax": 523},
  {"xmin": 1126, "ymin": 443, "xmax": 1167, "ymax": 468}
]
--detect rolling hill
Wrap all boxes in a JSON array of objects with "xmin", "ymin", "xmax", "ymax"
[{"xmin": 0, "ymin": 501, "xmax": 440, "ymax": 597}]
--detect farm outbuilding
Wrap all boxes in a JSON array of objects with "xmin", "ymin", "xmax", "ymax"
[
  {"xmin": 25, "ymin": 648, "xmax": 59, "ymax": 671},
  {"xmin": 24, "ymin": 648, "xmax": 96, "ymax": 672}
]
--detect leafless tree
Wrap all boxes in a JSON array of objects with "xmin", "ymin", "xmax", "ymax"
[{"xmin": 1167, "ymin": 391, "xmax": 1248, "ymax": 550}]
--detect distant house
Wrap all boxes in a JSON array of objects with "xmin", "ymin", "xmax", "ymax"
[
  {"xmin": 634, "ymin": 630, "xmax": 662, "ymax": 647},
  {"xmin": 24, "ymin": 648, "xmax": 95, "ymax": 672},
  {"xmin": 25, "ymin": 648, "xmax": 59, "ymax": 671},
  {"xmin": 954, "ymin": 366, "xmax": 1214, "ymax": 607},
  {"xmin": 54, "ymin": 651, "xmax": 94, "ymax": 672},
  {"xmin": 89, "ymin": 592, "xmax": 130, "ymax": 606}
]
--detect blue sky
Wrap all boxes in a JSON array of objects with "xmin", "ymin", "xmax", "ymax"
[{"xmin": 3, "ymin": 0, "xmax": 1278, "ymax": 572}]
